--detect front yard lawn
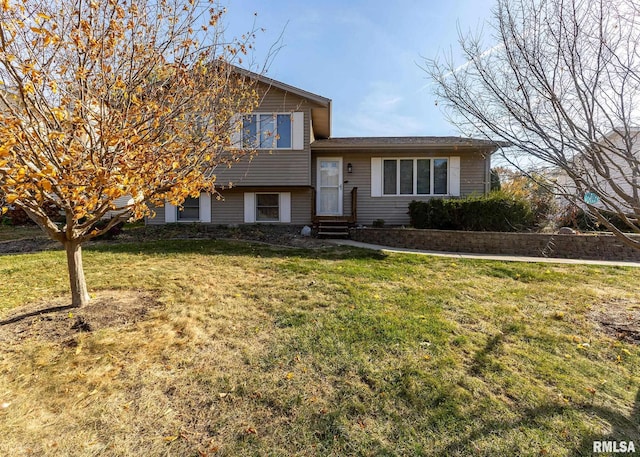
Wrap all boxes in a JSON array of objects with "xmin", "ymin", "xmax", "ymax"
[{"xmin": 0, "ymin": 239, "xmax": 638, "ymax": 456}]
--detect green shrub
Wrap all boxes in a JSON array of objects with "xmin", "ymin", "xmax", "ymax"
[
  {"xmin": 408, "ymin": 192, "xmax": 534, "ymax": 231},
  {"xmin": 408, "ymin": 198, "xmax": 455, "ymax": 230}
]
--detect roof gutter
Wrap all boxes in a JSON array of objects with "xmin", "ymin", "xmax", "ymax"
[{"xmin": 311, "ymin": 143, "xmax": 506, "ymax": 152}]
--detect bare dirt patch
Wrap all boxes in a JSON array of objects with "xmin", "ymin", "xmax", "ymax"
[
  {"xmin": 0, "ymin": 289, "xmax": 163, "ymax": 345},
  {"xmin": 591, "ymin": 298, "xmax": 640, "ymax": 344}
]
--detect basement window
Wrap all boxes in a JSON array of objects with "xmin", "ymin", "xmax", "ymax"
[
  {"xmin": 177, "ymin": 196, "xmax": 200, "ymax": 221},
  {"xmin": 255, "ymin": 193, "xmax": 280, "ymax": 222}
]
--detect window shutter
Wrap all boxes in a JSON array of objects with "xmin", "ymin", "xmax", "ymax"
[
  {"xmin": 200, "ymin": 192, "xmax": 211, "ymax": 223},
  {"xmin": 230, "ymin": 114, "xmax": 242, "ymax": 149},
  {"xmin": 292, "ymin": 112, "xmax": 304, "ymax": 150},
  {"xmin": 449, "ymin": 156, "xmax": 461, "ymax": 196},
  {"xmin": 164, "ymin": 203, "xmax": 177, "ymax": 223},
  {"xmin": 244, "ymin": 192, "xmax": 255, "ymax": 223},
  {"xmin": 371, "ymin": 158, "xmax": 382, "ymax": 197},
  {"xmin": 280, "ymin": 192, "xmax": 291, "ymax": 223}
]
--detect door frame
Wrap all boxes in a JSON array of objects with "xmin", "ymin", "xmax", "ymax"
[{"xmin": 316, "ymin": 157, "xmax": 343, "ymax": 216}]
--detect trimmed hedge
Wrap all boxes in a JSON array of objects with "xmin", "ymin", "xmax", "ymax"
[{"xmin": 408, "ymin": 192, "xmax": 535, "ymax": 231}]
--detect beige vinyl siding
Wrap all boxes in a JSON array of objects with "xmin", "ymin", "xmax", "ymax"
[
  {"xmin": 211, "ymin": 191, "xmax": 244, "ymax": 224},
  {"xmin": 102, "ymin": 194, "xmax": 132, "ymax": 219},
  {"xmin": 146, "ymin": 188, "xmax": 313, "ymax": 225},
  {"xmin": 290, "ymin": 189, "xmax": 313, "ymax": 224},
  {"xmin": 460, "ymin": 152, "xmax": 490, "ymax": 195},
  {"xmin": 212, "ymin": 149, "xmax": 310, "ymax": 186},
  {"xmin": 214, "ymin": 86, "xmax": 313, "ymax": 187},
  {"xmin": 313, "ymin": 150, "xmax": 489, "ymax": 226},
  {"xmin": 215, "ymin": 189, "xmax": 313, "ymax": 225},
  {"xmin": 146, "ymin": 203, "xmax": 165, "ymax": 225}
]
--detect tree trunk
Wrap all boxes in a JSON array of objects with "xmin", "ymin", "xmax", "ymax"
[{"xmin": 65, "ymin": 241, "xmax": 90, "ymax": 308}]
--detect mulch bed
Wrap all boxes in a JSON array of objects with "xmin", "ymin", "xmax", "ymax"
[
  {"xmin": 0, "ymin": 237, "xmax": 60, "ymax": 254},
  {"xmin": 0, "ymin": 224, "xmax": 333, "ymax": 255}
]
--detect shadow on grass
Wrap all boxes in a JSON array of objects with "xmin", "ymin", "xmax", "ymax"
[
  {"xmin": 469, "ymin": 331, "xmax": 510, "ymax": 376},
  {"xmin": 87, "ymin": 238, "xmax": 388, "ymax": 262},
  {"xmin": 573, "ymin": 388, "xmax": 640, "ymax": 456},
  {"xmin": 440, "ymin": 402, "xmax": 573, "ymax": 455},
  {"xmin": 0, "ymin": 304, "xmax": 75, "ymax": 326},
  {"xmin": 442, "ymin": 325, "xmax": 640, "ymax": 455}
]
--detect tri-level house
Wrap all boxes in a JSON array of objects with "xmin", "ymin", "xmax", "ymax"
[{"xmin": 147, "ymin": 73, "xmax": 504, "ymax": 230}]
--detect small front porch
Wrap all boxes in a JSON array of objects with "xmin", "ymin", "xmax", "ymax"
[{"xmin": 311, "ymin": 187, "xmax": 358, "ymax": 237}]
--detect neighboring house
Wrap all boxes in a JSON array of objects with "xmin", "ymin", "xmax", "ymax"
[
  {"xmin": 551, "ymin": 129, "xmax": 640, "ymax": 215},
  {"xmin": 147, "ymin": 74, "xmax": 505, "ymax": 227}
]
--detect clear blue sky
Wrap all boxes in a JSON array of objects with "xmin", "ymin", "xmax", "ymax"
[{"xmin": 223, "ymin": 0, "xmax": 497, "ymax": 138}]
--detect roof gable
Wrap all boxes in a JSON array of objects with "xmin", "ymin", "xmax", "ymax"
[{"xmin": 234, "ymin": 67, "xmax": 332, "ymax": 139}]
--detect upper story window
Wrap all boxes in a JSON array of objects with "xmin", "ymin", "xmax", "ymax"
[
  {"xmin": 382, "ymin": 158, "xmax": 449, "ymax": 196},
  {"xmin": 242, "ymin": 113, "xmax": 292, "ymax": 149}
]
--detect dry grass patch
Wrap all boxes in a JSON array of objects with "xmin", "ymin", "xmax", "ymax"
[
  {"xmin": 0, "ymin": 239, "xmax": 639, "ymax": 456},
  {"xmin": 0, "ymin": 241, "xmax": 340, "ymax": 456},
  {"xmin": 0, "ymin": 297, "xmax": 274, "ymax": 456}
]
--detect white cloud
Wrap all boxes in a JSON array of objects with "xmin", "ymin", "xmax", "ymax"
[
  {"xmin": 338, "ymin": 81, "xmax": 426, "ymax": 136},
  {"xmin": 344, "ymin": 111, "xmax": 425, "ymax": 137}
]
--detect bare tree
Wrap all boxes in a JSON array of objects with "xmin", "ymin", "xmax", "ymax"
[
  {"xmin": 427, "ymin": 0, "xmax": 640, "ymax": 248},
  {"xmin": 0, "ymin": 0, "xmax": 262, "ymax": 306}
]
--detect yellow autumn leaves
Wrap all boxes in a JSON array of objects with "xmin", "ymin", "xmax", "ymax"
[
  {"xmin": 50, "ymin": 107, "xmax": 66, "ymax": 121},
  {"xmin": 0, "ymin": 0, "xmax": 260, "ymax": 243}
]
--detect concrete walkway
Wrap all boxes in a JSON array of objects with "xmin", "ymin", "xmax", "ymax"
[{"xmin": 329, "ymin": 239, "xmax": 640, "ymax": 268}]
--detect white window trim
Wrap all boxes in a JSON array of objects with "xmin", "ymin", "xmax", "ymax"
[
  {"xmin": 380, "ymin": 157, "xmax": 451, "ymax": 197},
  {"xmin": 280, "ymin": 192, "xmax": 292, "ymax": 223},
  {"xmin": 255, "ymin": 192, "xmax": 280, "ymax": 222},
  {"xmin": 165, "ymin": 192, "xmax": 212, "ymax": 223},
  {"xmin": 243, "ymin": 192, "xmax": 255, "ymax": 223},
  {"xmin": 200, "ymin": 193, "xmax": 212, "ymax": 223},
  {"xmin": 242, "ymin": 112, "xmax": 294, "ymax": 150},
  {"xmin": 165, "ymin": 202, "xmax": 177, "ymax": 223},
  {"xmin": 316, "ymin": 157, "xmax": 344, "ymax": 216},
  {"xmin": 244, "ymin": 192, "xmax": 291, "ymax": 223}
]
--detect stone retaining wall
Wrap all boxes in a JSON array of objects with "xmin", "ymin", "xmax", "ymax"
[{"xmin": 350, "ymin": 228, "xmax": 640, "ymax": 261}]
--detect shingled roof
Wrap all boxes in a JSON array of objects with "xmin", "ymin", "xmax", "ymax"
[{"xmin": 311, "ymin": 136, "xmax": 510, "ymax": 151}]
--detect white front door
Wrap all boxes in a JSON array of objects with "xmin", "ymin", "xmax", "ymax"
[{"xmin": 317, "ymin": 158, "xmax": 343, "ymax": 216}]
